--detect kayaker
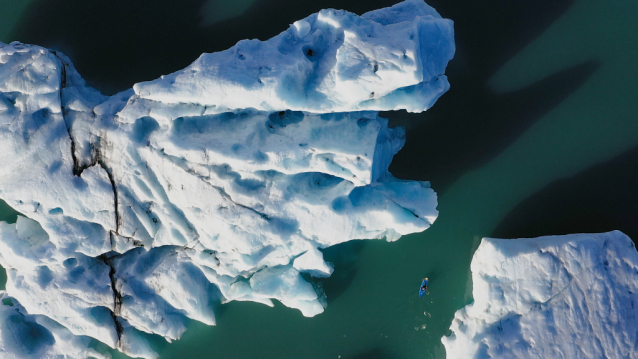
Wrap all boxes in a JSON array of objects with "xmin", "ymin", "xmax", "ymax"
[{"xmin": 421, "ymin": 278, "xmax": 429, "ymax": 291}]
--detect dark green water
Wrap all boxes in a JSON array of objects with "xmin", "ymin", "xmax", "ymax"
[{"xmin": 1, "ymin": 0, "xmax": 637, "ymax": 358}]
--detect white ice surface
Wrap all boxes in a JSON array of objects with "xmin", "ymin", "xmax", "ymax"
[
  {"xmin": 442, "ymin": 231, "xmax": 638, "ymax": 359},
  {"xmin": 133, "ymin": 0, "xmax": 454, "ymax": 114},
  {"xmin": 0, "ymin": 291, "xmax": 107, "ymax": 359},
  {"xmin": 0, "ymin": 1, "xmax": 453, "ymax": 358}
]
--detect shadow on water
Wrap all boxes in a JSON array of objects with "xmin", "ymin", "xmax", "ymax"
[
  {"xmin": 319, "ymin": 240, "xmax": 366, "ymax": 305},
  {"xmin": 430, "ymin": 0, "xmax": 575, "ymax": 78},
  {"xmin": 6, "ymin": 0, "xmax": 576, "ymax": 96},
  {"xmin": 9, "ymin": 0, "xmax": 211, "ymax": 95},
  {"xmin": 7, "ymin": 0, "xmax": 398, "ymax": 95},
  {"xmin": 387, "ymin": 60, "xmax": 600, "ymax": 192},
  {"xmin": 493, "ymin": 144, "xmax": 638, "ymax": 242},
  {"xmin": 387, "ymin": 0, "xmax": 580, "ymax": 190},
  {"xmin": 423, "ymin": 268, "xmax": 443, "ymax": 284}
]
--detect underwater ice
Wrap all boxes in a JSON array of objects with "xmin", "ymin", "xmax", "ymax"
[
  {"xmin": 443, "ymin": 231, "xmax": 638, "ymax": 359},
  {"xmin": 0, "ymin": 0, "xmax": 453, "ymax": 357}
]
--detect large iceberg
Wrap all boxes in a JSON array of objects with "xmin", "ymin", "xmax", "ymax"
[
  {"xmin": 443, "ymin": 231, "xmax": 638, "ymax": 359},
  {"xmin": 0, "ymin": 0, "xmax": 454, "ymax": 357}
]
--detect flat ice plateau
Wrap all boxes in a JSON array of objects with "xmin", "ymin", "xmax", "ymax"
[
  {"xmin": 0, "ymin": 0, "xmax": 454, "ymax": 357},
  {"xmin": 443, "ymin": 231, "xmax": 638, "ymax": 359}
]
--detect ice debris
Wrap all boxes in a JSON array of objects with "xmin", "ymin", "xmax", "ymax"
[
  {"xmin": 0, "ymin": 0, "xmax": 454, "ymax": 357},
  {"xmin": 442, "ymin": 231, "xmax": 638, "ymax": 359}
]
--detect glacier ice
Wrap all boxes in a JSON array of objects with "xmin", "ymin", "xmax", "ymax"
[
  {"xmin": 0, "ymin": 291, "xmax": 107, "ymax": 359},
  {"xmin": 0, "ymin": 0, "xmax": 453, "ymax": 357},
  {"xmin": 135, "ymin": 0, "xmax": 454, "ymax": 114},
  {"xmin": 442, "ymin": 231, "xmax": 638, "ymax": 359}
]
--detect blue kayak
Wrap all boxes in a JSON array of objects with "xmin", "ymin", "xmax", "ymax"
[{"xmin": 419, "ymin": 278, "xmax": 429, "ymax": 297}]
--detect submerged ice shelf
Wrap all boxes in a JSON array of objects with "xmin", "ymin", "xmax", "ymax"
[
  {"xmin": 0, "ymin": 0, "xmax": 454, "ymax": 357},
  {"xmin": 443, "ymin": 231, "xmax": 638, "ymax": 359}
]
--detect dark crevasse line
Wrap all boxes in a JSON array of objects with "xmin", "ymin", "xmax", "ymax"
[
  {"xmin": 51, "ymin": 50, "xmax": 122, "ymax": 235},
  {"xmin": 96, "ymin": 159, "xmax": 127, "ymax": 347},
  {"xmin": 52, "ymin": 51, "xmax": 126, "ymax": 346},
  {"xmin": 99, "ymin": 251, "xmax": 124, "ymax": 347},
  {"xmin": 98, "ymin": 157, "xmax": 121, "ymax": 234},
  {"xmin": 51, "ymin": 51, "xmax": 93, "ymax": 177}
]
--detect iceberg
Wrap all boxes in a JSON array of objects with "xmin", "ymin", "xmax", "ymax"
[
  {"xmin": 442, "ymin": 231, "xmax": 638, "ymax": 359},
  {"xmin": 0, "ymin": 0, "xmax": 454, "ymax": 357}
]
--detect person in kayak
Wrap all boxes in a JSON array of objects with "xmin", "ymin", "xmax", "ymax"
[{"xmin": 421, "ymin": 278, "xmax": 429, "ymax": 291}]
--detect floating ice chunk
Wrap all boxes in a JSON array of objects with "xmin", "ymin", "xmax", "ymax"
[
  {"xmin": 442, "ymin": 231, "xmax": 638, "ymax": 359},
  {"xmin": 293, "ymin": 247, "xmax": 333, "ymax": 277},
  {"xmin": 250, "ymin": 266, "xmax": 324, "ymax": 317}
]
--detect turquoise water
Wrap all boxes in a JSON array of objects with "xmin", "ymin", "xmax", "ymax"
[{"xmin": 1, "ymin": 0, "xmax": 638, "ymax": 358}]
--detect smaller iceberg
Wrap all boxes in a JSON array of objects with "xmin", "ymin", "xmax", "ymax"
[{"xmin": 442, "ymin": 231, "xmax": 638, "ymax": 359}]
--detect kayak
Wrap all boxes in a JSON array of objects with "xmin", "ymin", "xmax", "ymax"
[{"xmin": 419, "ymin": 278, "xmax": 429, "ymax": 297}]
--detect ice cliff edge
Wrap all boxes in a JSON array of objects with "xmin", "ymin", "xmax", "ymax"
[{"xmin": 0, "ymin": 0, "xmax": 454, "ymax": 358}]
